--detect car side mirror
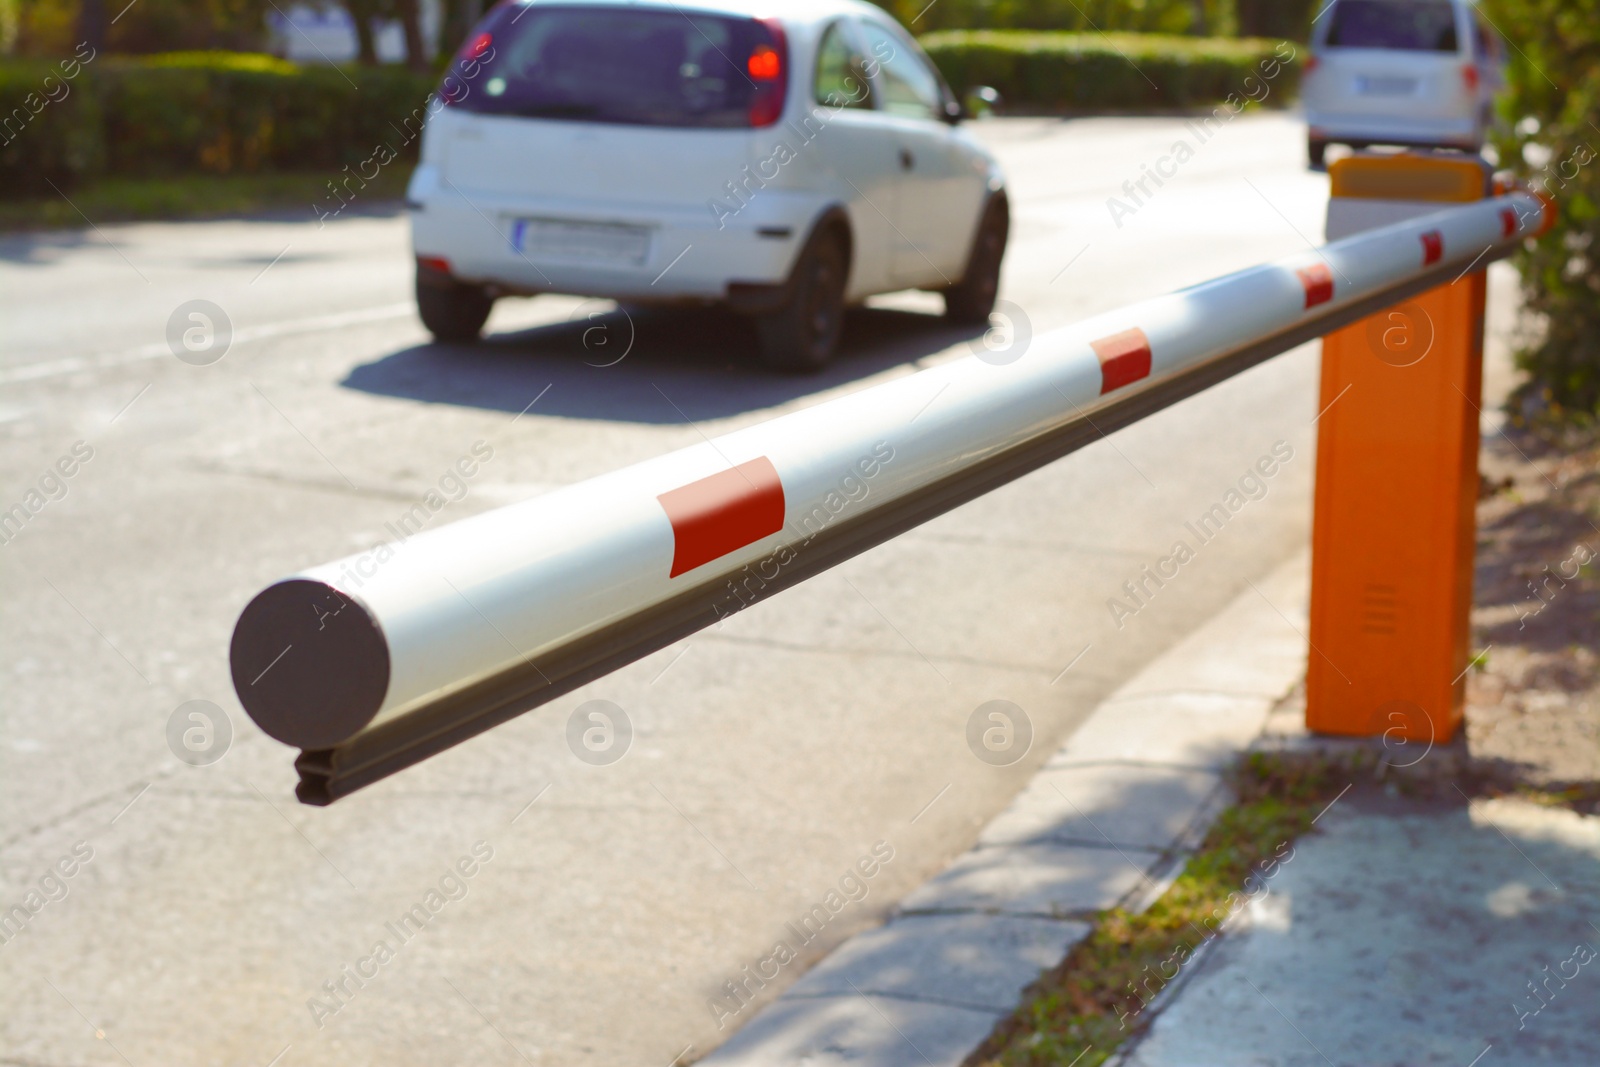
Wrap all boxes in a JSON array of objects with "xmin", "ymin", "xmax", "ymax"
[{"xmin": 963, "ymin": 86, "xmax": 1002, "ymax": 120}]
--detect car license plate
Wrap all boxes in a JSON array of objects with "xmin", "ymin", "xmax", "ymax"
[
  {"xmin": 512, "ymin": 218, "xmax": 651, "ymax": 266},
  {"xmin": 1355, "ymin": 75, "xmax": 1418, "ymax": 96}
]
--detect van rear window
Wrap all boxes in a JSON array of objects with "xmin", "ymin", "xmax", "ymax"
[
  {"xmin": 441, "ymin": 4, "xmax": 787, "ymax": 128},
  {"xmin": 1326, "ymin": 1, "xmax": 1460, "ymax": 51}
]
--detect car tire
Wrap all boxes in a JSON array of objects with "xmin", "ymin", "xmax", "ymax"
[
  {"xmin": 754, "ymin": 226, "xmax": 849, "ymax": 374},
  {"xmin": 1308, "ymin": 138, "xmax": 1329, "ymax": 169},
  {"xmin": 417, "ymin": 275, "xmax": 494, "ymax": 343},
  {"xmin": 944, "ymin": 195, "xmax": 1009, "ymax": 325}
]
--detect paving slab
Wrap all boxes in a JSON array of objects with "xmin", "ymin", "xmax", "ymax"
[
  {"xmin": 1109, "ymin": 558, "xmax": 1309, "ymax": 704},
  {"xmin": 1047, "ymin": 692, "xmax": 1280, "ymax": 770},
  {"xmin": 698, "ymin": 992, "xmax": 1002, "ymax": 1067},
  {"xmin": 899, "ymin": 841, "xmax": 1159, "ymax": 917},
  {"xmin": 1117, "ymin": 796, "xmax": 1600, "ymax": 1067},
  {"xmin": 977, "ymin": 764, "xmax": 1224, "ymax": 851},
  {"xmin": 784, "ymin": 913, "xmax": 1089, "ymax": 1012}
]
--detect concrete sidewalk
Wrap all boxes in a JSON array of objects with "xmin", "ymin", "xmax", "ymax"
[{"xmin": 1114, "ymin": 732, "xmax": 1600, "ymax": 1067}]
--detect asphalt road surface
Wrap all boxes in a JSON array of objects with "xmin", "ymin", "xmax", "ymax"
[{"xmin": 2, "ymin": 112, "xmax": 1334, "ymax": 1066}]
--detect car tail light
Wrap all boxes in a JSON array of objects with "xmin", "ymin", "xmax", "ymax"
[
  {"xmin": 1461, "ymin": 63, "xmax": 1480, "ymax": 91},
  {"xmin": 417, "ymin": 255, "xmax": 453, "ymax": 276},
  {"xmin": 748, "ymin": 46, "xmax": 780, "ymax": 80},
  {"xmin": 746, "ymin": 18, "xmax": 787, "ymax": 127},
  {"xmin": 442, "ymin": 18, "xmax": 500, "ymax": 106},
  {"xmin": 1303, "ymin": 55, "xmax": 1319, "ymax": 76}
]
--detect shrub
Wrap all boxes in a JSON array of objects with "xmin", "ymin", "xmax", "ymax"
[
  {"xmin": 0, "ymin": 51, "xmax": 439, "ymax": 194},
  {"xmin": 872, "ymin": 0, "xmax": 1200, "ymax": 35},
  {"xmin": 99, "ymin": 52, "xmax": 438, "ymax": 175},
  {"xmin": 0, "ymin": 52, "xmax": 104, "ymax": 195},
  {"xmin": 872, "ymin": 0, "xmax": 1321, "ymax": 40},
  {"xmin": 1483, "ymin": 0, "xmax": 1600, "ymax": 416},
  {"xmin": 920, "ymin": 31, "xmax": 1301, "ymax": 111}
]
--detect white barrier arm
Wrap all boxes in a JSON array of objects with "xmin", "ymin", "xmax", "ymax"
[{"xmin": 229, "ymin": 191, "xmax": 1549, "ymax": 803}]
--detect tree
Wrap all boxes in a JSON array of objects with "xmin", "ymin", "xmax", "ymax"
[
  {"xmin": 344, "ymin": 0, "xmax": 381, "ymax": 63},
  {"xmin": 1235, "ymin": 0, "xmax": 1319, "ymax": 39},
  {"xmin": 1485, "ymin": 0, "xmax": 1600, "ymax": 416},
  {"xmin": 439, "ymin": 0, "xmax": 481, "ymax": 58},
  {"xmin": 76, "ymin": 0, "xmax": 106, "ymax": 52},
  {"xmin": 339, "ymin": 0, "xmax": 426, "ymax": 68},
  {"xmin": 394, "ymin": 0, "xmax": 426, "ymax": 69}
]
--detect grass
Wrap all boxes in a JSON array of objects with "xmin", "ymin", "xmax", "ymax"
[
  {"xmin": 0, "ymin": 168, "xmax": 413, "ymax": 231},
  {"xmin": 966, "ymin": 753, "xmax": 1347, "ymax": 1067}
]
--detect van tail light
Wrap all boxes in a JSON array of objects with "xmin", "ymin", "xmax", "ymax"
[
  {"xmin": 1303, "ymin": 56, "xmax": 1319, "ymax": 76},
  {"xmin": 746, "ymin": 18, "xmax": 788, "ymax": 127},
  {"xmin": 1462, "ymin": 63, "xmax": 1480, "ymax": 91},
  {"xmin": 417, "ymin": 255, "xmax": 453, "ymax": 277}
]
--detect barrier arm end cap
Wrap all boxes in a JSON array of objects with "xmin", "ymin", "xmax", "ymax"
[{"xmin": 229, "ymin": 578, "xmax": 391, "ymax": 750}]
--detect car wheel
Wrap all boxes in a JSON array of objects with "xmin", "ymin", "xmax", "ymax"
[
  {"xmin": 754, "ymin": 226, "xmax": 849, "ymax": 373},
  {"xmin": 1308, "ymin": 138, "xmax": 1328, "ymax": 169},
  {"xmin": 944, "ymin": 195, "xmax": 1009, "ymax": 325},
  {"xmin": 417, "ymin": 274, "xmax": 494, "ymax": 343}
]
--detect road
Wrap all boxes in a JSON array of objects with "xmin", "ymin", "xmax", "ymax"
[{"xmin": 1, "ymin": 112, "xmax": 1331, "ymax": 1066}]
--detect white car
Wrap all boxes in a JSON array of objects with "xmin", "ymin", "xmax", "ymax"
[
  {"xmin": 405, "ymin": 0, "xmax": 1008, "ymax": 371},
  {"xmin": 1302, "ymin": 0, "xmax": 1505, "ymax": 168}
]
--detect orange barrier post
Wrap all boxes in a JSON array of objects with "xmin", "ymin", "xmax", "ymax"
[{"xmin": 1306, "ymin": 155, "xmax": 1493, "ymax": 744}]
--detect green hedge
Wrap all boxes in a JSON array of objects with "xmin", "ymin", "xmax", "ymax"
[
  {"xmin": 0, "ymin": 56, "xmax": 106, "ymax": 194},
  {"xmin": 872, "ymin": 0, "xmax": 1201, "ymax": 35},
  {"xmin": 0, "ymin": 52, "xmax": 438, "ymax": 196},
  {"xmin": 921, "ymin": 31, "xmax": 1301, "ymax": 111},
  {"xmin": 2, "ymin": 38, "xmax": 1302, "ymax": 198},
  {"xmin": 873, "ymin": 0, "xmax": 1321, "ymax": 40}
]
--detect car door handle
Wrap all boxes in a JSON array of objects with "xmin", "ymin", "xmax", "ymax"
[{"xmin": 899, "ymin": 148, "xmax": 914, "ymax": 171}]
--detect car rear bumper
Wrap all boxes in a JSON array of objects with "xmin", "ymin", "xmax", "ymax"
[
  {"xmin": 406, "ymin": 165, "xmax": 823, "ymax": 303},
  {"xmin": 1305, "ymin": 110, "xmax": 1481, "ymax": 148}
]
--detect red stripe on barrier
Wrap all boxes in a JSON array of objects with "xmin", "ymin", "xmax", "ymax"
[
  {"xmin": 1420, "ymin": 230, "xmax": 1444, "ymax": 266},
  {"xmin": 1501, "ymin": 207, "xmax": 1518, "ymax": 238},
  {"xmin": 1091, "ymin": 328, "xmax": 1152, "ymax": 395},
  {"xmin": 659, "ymin": 458, "xmax": 786, "ymax": 578},
  {"xmin": 1297, "ymin": 263, "xmax": 1334, "ymax": 309}
]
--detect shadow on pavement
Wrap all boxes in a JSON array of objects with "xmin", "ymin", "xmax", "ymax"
[
  {"xmin": 1473, "ymin": 427, "xmax": 1600, "ymax": 659},
  {"xmin": 340, "ymin": 303, "xmax": 985, "ymax": 424},
  {"xmin": 0, "ymin": 200, "xmax": 408, "ymax": 260},
  {"xmin": 0, "ymin": 227, "xmax": 112, "ymax": 264}
]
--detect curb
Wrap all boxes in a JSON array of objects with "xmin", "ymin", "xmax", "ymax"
[{"xmin": 699, "ymin": 551, "xmax": 1313, "ymax": 1066}]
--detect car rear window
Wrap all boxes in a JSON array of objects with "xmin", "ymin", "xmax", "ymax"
[
  {"xmin": 1325, "ymin": 0, "xmax": 1461, "ymax": 51},
  {"xmin": 443, "ymin": 4, "xmax": 786, "ymax": 128}
]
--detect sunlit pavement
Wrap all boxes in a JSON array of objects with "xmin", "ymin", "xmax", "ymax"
[
  {"xmin": 0, "ymin": 112, "xmax": 1355, "ymax": 1065},
  {"xmin": 1120, "ymin": 793, "xmax": 1600, "ymax": 1067}
]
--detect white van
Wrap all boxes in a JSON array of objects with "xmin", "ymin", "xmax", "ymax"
[{"xmin": 1302, "ymin": 0, "xmax": 1505, "ymax": 167}]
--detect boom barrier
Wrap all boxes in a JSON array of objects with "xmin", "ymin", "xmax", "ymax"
[{"xmin": 230, "ymin": 175, "xmax": 1551, "ymax": 804}]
